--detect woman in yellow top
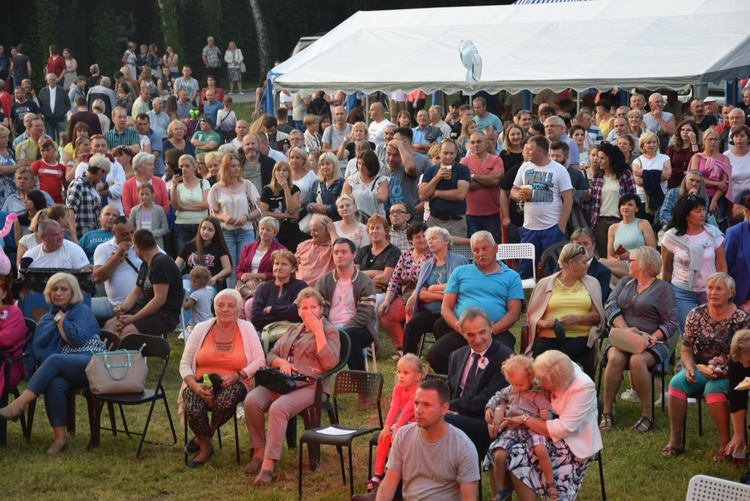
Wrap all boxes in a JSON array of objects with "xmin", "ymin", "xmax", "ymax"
[{"xmin": 525, "ymin": 243, "xmax": 605, "ymax": 364}]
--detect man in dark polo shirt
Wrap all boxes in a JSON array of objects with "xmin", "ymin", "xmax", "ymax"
[
  {"xmin": 104, "ymin": 106, "xmax": 141, "ymax": 155},
  {"xmin": 104, "ymin": 229, "xmax": 183, "ymax": 337},
  {"xmin": 418, "ymin": 139, "xmax": 471, "ymax": 238}
]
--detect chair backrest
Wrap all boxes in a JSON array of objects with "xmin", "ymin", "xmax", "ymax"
[
  {"xmin": 119, "ymin": 333, "xmax": 170, "ymax": 360},
  {"xmin": 537, "ymin": 240, "xmax": 566, "ymax": 279},
  {"xmin": 99, "ymin": 330, "xmax": 121, "ymax": 351},
  {"xmin": 333, "ymin": 330, "xmax": 352, "ymax": 376},
  {"xmin": 496, "ymin": 243, "xmax": 536, "ymax": 282},
  {"xmin": 452, "ymin": 244, "xmax": 474, "ymax": 263},
  {"xmin": 23, "ymin": 317, "xmax": 37, "ymax": 346},
  {"xmin": 423, "ymin": 373, "xmax": 448, "ymax": 384},
  {"xmin": 685, "ymin": 474, "xmax": 750, "ymax": 501},
  {"xmin": 332, "ymin": 370, "xmax": 384, "ymax": 426}
]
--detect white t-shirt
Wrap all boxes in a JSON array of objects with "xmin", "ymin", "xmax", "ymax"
[
  {"xmin": 292, "ymin": 170, "xmax": 318, "ymax": 203},
  {"xmin": 513, "ymin": 160, "xmax": 573, "ymax": 231},
  {"xmin": 93, "ymin": 238, "xmax": 142, "ymax": 305},
  {"xmin": 643, "ymin": 111, "xmax": 674, "ymax": 134},
  {"xmin": 25, "ymin": 240, "xmax": 90, "ymax": 270},
  {"xmin": 726, "ymin": 150, "xmax": 750, "ymax": 200},
  {"xmin": 633, "ymin": 153, "xmax": 670, "ymax": 203},
  {"xmin": 368, "ymin": 119, "xmax": 394, "ymax": 147}
]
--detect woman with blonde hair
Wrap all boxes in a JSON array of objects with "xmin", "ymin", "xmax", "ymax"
[
  {"xmin": 632, "ymin": 131, "xmax": 672, "ymax": 222},
  {"xmin": 259, "ymin": 161, "xmax": 301, "ymax": 252},
  {"xmin": 303, "ymin": 151, "xmax": 343, "ymax": 221},
  {"xmin": 288, "ymin": 146, "xmax": 317, "ymax": 204},
  {"xmin": 689, "ymin": 127, "xmax": 731, "ymax": 230},
  {"xmin": 339, "ymin": 121, "xmax": 375, "ymax": 175},
  {"xmin": 208, "ymin": 153, "xmax": 262, "ymax": 288},
  {"xmin": 324, "ymin": 194, "xmax": 370, "ymax": 249},
  {"xmin": 457, "ymin": 119, "xmax": 478, "ymax": 158}
]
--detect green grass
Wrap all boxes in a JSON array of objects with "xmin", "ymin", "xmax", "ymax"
[{"xmin": 2, "ymin": 318, "xmax": 745, "ymax": 500}]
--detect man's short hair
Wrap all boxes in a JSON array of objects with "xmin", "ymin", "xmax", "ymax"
[
  {"xmin": 113, "ymin": 216, "xmax": 129, "ymax": 226},
  {"xmin": 527, "ymin": 135, "xmax": 550, "ymax": 152},
  {"xmin": 136, "ymin": 113, "xmax": 150, "ymax": 122},
  {"xmin": 90, "ymin": 64, "xmax": 99, "ymax": 74},
  {"xmin": 75, "ymin": 97, "xmax": 87, "ymax": 107},
  {"xmin": 431, "ymin": 105, "xmax": 444, "ymax": 118},
  {"xmin": 262, "ymin": 115, "xmax": 277, "ymax": 129},
  {"xmin": 458, "ymin": 104, "xmax": 471, "ymax": 114},
  {"xmin": 549, "ymin": 140, "xmax": 569, "ymax": 155},
  {"xmin": 275, "ymin": 107, "xmax": 289, "ymax": 120},
  {"xmin": 332, "ymin": 237, "xmax": 356, "ymax": 254},
  {"xmin": 419, "ymin": 379, "xmax": 449, "ymax": 404},
  {"xmin": 458, "ymin": 306, "xmax": 492, "ymax": 333},
  {"xmin": 472, "ymin": 97, "xmax": 486, "ymax": 106},
  {"xmin": 100, "ymin": 76, "xmax": 111, "ymax": 88},
  {"xmin": 133, "ymin": 229, "xmax": 157, "ymax": 250},
  {"xmin": 394, "ymin": 127, "xmax": 413, "ymax": 141},
  {"xmin": 470, "ymin": 230, "xmax": 496, "ymax": 247}
]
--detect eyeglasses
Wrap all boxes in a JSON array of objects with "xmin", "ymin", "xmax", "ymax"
[
  {"xmin": 389, "ymin": 210, "xmax": 407, "ymax": 215},
  {"xmin": 440, "ymin": 138, "xmax": 456, "ymax": 144}
]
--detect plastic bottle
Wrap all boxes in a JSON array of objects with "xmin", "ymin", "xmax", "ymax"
[{"xmin": 202, "ymin": 374, "xmax": 212, "ymax": 388}]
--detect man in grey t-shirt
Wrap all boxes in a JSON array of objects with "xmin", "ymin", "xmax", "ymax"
[
  {"xmin": 372, "ymin": 380, "xmax": 479, "ymax": 501},
  {"xmin": 321, "ymin": 106, "xmax": 352, "ymax": 168}
]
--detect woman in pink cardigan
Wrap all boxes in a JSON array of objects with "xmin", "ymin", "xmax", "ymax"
[
  {"xmin": 500, "ymin": 350, "xmax": 602, "ymax": 501},
  {"xmin": 122, "ymin": 152, "xmax": 170, "ymax": 216}
]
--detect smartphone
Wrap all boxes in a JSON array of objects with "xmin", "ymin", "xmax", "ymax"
[
  {"xmin": 174, "ymin": 167, "xmax": 183, "ymax": 177},
  {"xmin": 615, "ymin": 244, "xmax": 627, "ymax": 256}
]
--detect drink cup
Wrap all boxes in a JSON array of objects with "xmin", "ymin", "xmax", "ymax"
[
  {"xmin": 521, "ymin": 185, "xmax": 532, "ymax": 200},
  {"xmin": 732, "ymin": 446, "xmax": 747, "ymax": 467}
]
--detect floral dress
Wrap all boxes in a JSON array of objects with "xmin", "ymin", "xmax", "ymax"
[{"xmin": 0, "ymin": 150, "xmax": 18, "ymax": 208}]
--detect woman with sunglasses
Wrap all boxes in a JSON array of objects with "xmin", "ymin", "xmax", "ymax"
[
  {"xmin": 525, "ymin": 243, "xmax": 605, "ymax": 364},
  {"xmin": 689, "ymin": 128, "xmax": 731, "ymax": 231},
  {"xmin": 662, "ymin": 194, "xmax": 727, "ymax": 334}
]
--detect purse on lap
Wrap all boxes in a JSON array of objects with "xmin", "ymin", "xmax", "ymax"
[
  {"xmin": 85, "ymin": 344, "xmax": 148, "ymax": 394},
  {"xmin": 609, "ymin": 328, "xmax": 649, "ymax": 354},
  {"xmin": 254, "ymin": 367, "xmax": 313, "ymax": 395}
]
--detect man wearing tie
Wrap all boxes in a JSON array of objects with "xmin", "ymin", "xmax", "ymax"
[{"xmin": 446, "ymin": 307, "xmax": 513, "ymax": 459}]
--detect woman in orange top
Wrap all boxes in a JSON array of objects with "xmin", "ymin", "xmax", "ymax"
[{"xmin": 178, "ymin": 288, "xmax": 265, "ymax": 469}]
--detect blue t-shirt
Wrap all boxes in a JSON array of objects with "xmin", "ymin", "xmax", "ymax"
[
  {"xmin": 78, "ymin": 229, "xmax": 113, "ymax": 263},
  {"xmin": 202, "ymin": 101, "xmax": 223, "ymax": 129},
  {"xmin": 474, "ymin": 112, "xmax": 503, "ymax": 133},
  {"xmin": 445, "ymin": 262, "xmax": 524, "ymax": 321},
  {"xmin": 421, "ymin": 162, "xmax": 471, "ymax": 216}
]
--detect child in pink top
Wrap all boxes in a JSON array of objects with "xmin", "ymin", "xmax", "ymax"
[{"xmin": 367, "ymin": 354, "xmax": 424, "ymax": 491}]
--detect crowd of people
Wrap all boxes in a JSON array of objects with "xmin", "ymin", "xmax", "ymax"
[{"xmin": 2, "ymin": 37, "xmax": 750, "ymax": 498}]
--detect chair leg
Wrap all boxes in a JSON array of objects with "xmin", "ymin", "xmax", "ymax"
[
  {"xmin": 651, "ymin": 371, "xmax": 656, "ymax": 426},
  {"xmin": 598, "ymin": 452, "xmax": 606, "ymax": 501},
  {"xmin": 368, "ymin": 441, "xmax": 373, "ymax": 481},
  {"xmin": 217, "ymin": 424, "xmax": 223, "ymax": 448},
  {"xmin": 119, "ymin": 404, "xmax": 130, "ymax": 437},
  {"xmin": 136, "ymin": 399, "xmax": 159, "ymax": 459},
  {"xmin": 661, "ymin": 373, "xmax": 666, "ymax": 411},
  {"xmin": 66, "ymin": 392, "xmax": 76, "ymax": 434},
  {"xmin": 184, "ymin": 412, "xmax": 189, "ymax": 466},
  {"xmin": 348, "ymin": 445, "xmax": 355, "ymax": 499},
  {"xmin": 85, "ymin": 392, "xmax": 100, "ymax": 449},
  {"xmin": 162, "ymin": 391, "xmax": 177, "ymax": 445},
  {"xmin": 698, "ymin": 397, "xmax": 703, "ymax": 436},
  {"xmin": 338, "ymin": 445, "xmax": 346, "ymax": 484},
  {"xmin": 233, "ymin": 412, "xmax": 240, "ymax": 465},
  {"xmin": 107, "ymin": 403, "xmax": 118, "ymax": 437},
  {"xmin": 26, "ymin": 399, "xmax": 36, "ymax": 443},
  {"xmin": 298, "ymin": 440, "xmax": 304, "ymax": 499},
  {"xmin": 286, "ymin": 415, "xmax": 298, "ymax": 449}
]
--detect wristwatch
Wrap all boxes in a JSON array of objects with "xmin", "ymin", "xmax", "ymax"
[
  {"xmin": 236, "ymin": 371, "xmax": 244, "ymax": 381},
  {"xmin": 522, "ymin": 414, "xmax": 530, "ymax": 424}
]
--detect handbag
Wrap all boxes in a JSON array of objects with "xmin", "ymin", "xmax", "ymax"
[
  {"xmin": 237, "ymin": 278, "xmax": 261, "ymax": 298},
  {"xmin": 240, "ymin": 62, "xmax": 247, "ymax": 73},
  {"xmin": 254, "ymin": 367, "xmax": 313, "ymax": 394},
  {"xmin": 85, "ymin": 344, "xmax": 148, "ymax": 394},
  {"xmin": 261, "ymin": 320, "xmax": 294, "ymax": 352},
  {"xmin": 609, "ymin": 328, "xmax": 649, "ymax": 354}
]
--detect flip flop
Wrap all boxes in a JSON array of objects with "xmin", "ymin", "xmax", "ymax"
[
  {"xmin": 599, "ymin": 412, "xmax": 614, "ymax": 431},
  {"xmin": 366, "ymin": 473, "xmax": 384, "ymax": 491}
]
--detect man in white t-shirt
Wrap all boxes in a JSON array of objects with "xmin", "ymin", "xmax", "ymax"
[
  {"xmin": 367, "ymin": 102, "xmax": 393, "ymax": 147},
  {"xmin": 511, "ymin": 135, "xmax": 573, "ymax": 279},
  {"xmin": 92, "ymin": 217, "xmax": 141, "ymax": 320},
  {"xmin": 643, "ymin": 92, "xmax": 676, "ymax": 136},
  {"xmin": 23, "ymin": 220, "xmax": 91, "ymax": 270},
  {"xmin": 363, "ymin": 380, "xmax": 479, "ymax": 501}
]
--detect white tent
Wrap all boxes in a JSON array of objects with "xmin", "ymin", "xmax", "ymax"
[{"xmin": 272, "ymin": 0, "xmax": 750, "ymax": 95}]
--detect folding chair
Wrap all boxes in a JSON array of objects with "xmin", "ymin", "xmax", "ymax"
[
  {"xmin": 298, "ymin": 370, "xmax": 383, "ymax": 499},
  {"xmin": 685, "ymin": 474, "xmax": 750, "ymax": 500},
  {"xmin": 90, "ymin": 333, "xmax": 177, "ymax": 458},
  {"xmin": 183, "ymin": 405, "xmax": 241, "ymax": 466},
  {"xmin": 496, "ymin": 243, "xmax": 536, "ymax": 290}
]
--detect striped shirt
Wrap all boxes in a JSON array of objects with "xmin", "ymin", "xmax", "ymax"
[{"xmin": 104, "ymin": 127, "xmax": 140, "ymax": 149}]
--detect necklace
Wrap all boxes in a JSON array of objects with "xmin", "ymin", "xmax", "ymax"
[{"xmin": 636, "ymin": 277, "xmax": 656, "ymax": 291}]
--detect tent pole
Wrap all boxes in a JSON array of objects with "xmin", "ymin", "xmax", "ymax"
[
  {"xmin": 365, "ymin": 93, "xmax": 370, "ymax": 126},
  {"xmin": 265, "ymin": 72, "xmax": 274, "ymax": 116},
  {"xmin": 346, "ymin": 93, "xmax": 357, "ymax": 112},
  {"xmin": 725, "ymin": 79, "xmax": 738, "ymax": 106},
  {"xmin": 522, "ymin": 90, "xmax": 532, "ymax": 112}
]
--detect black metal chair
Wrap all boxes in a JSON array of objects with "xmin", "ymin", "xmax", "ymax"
[
  {"xmin": 284, "ymin": 329, "xmax": 351, "ymax": 468},
  {"xmin": 298, "ymin": 370, "xmax": 384, "ymax": 499},
  {"xmin": 89, "ymin": 333, "xmax": 177, "ymax": 458},
  {"xmin": 596, "ymin": 398, "xmax": 607, "ymax": 501},
  {"xmin": 183, "ymin": 402, "xmax": 241, "ymax": 466},
  {"xmin": 0, "ymin": 317, "xmax": 35, "ymax": 446}
]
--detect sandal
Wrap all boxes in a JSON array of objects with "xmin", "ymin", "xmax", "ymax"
[
  {"xmin": 493, "ymin": 487, "xmax": 511, "ymax": 501},
  {"xmin": 599, "ymin": 412, "xmax": 614, "ymax": 431},
  {"xmin": 661, "ymin": 445, "xmax": 684, "ymax": 457},
  {"xmin": 367, "ymin": 473, "xmax": 384, "ymax": 491},
  {"xmin": 545, "ymin": 482, "xmax": 560, "ymax": 501},
  {"xmin": 713, "ymin": 448, "xmax": 731, "ymax": 462},
  {"xmin": 390, "ymin": 350, "xmax": 403, "ymax": 361},
  {"xmin": 630, "ymin": 416, "xmax": 653, "ymax": 433},
  {"xmin": 253, "ymin": 469, "xmax": 274, "ymax": 487}
]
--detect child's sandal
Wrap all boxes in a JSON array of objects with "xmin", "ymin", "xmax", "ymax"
[
  {"xmin": 545, "ymin": 482, "xmax": 560, "ymax": 500},
  {"xmin": 493, "ymin": 487, "xmax": 511, "ymax": 501},
  {"xmin": 366, "ymin": 473, "xmax": 384, "ymax": 491}
]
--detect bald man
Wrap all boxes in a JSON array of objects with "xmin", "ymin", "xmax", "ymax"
[{"xmin": 368, "ymin": 101, "xmax": 394, "ymax": 147}]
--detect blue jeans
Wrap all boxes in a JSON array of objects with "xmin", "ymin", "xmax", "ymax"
[
  {"xmin": 27, "ymin": 353, "xmax": 92, "ymax": 427},
  {"xmin": 504, "ymin": 222, "xmax": 520, "ymax": 244},
  {"xmin": 672, "ymin": 284, "xmax": 703, "ymax": 337},
  {"xmin": 518, "ymin": 225, "xmax": 565, "ymax": 279},
  {"xmin": 45, "ymin": 120, "xmax": 66, "ymax": 143},
  {"xmin": 466, "ymin": 214, "xmax": 502, "ymax": 244},
  {"xmin": 222, "ymin": 227, "xmax": 255, "ymax": 289},
  {"xmin": 173, "ymin": 223, "xmax": 200, "ymax": 257}
]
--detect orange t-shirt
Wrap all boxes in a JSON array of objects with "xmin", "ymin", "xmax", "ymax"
[{"xmin": 195, "ymin": 325, "xmax": 246, "ymax": 377}]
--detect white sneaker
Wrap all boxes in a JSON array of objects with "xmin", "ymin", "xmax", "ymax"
[
  {"xmin": 655, "ymin": 391, "xmax": 668, "ymax": 407},
  {"xmin": 236, "ymin": 403, "xmax": 245, "ymax": 419},
  {"xmin": 621, "ymin": 389, "xmax": 640, "ymax": 403}
]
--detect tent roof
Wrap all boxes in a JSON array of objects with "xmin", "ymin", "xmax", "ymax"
[{"xmin": 273, "ymin": 0, "xmax": 750, "ymax": 95}]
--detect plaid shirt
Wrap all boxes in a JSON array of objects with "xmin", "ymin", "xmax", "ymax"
[
  {"xmin": 390, "ymin": 228, "xmax": 411, "ymax": 251},
  {"xmin": 202, "ymin": 45, "xmax": 222, "ymax": 67},
  {"xmin": 66, "ymin": 174, "xmax": 101, "ymax": 236},
  {"xmin": 589, "ymin": 169, "xmax": 636, "ymax": 229},
  {"xmin": 387, "ymin": 248, "xmax": 434, "ymax": 296},
  {"xmin": 104, "ymin": 127, "xmax": 140, "ymax": 150}
]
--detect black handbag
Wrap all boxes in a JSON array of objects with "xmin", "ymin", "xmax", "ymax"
[{"xmin": 255, "ymin": 367, "xmax": 313, "ymax": 394}]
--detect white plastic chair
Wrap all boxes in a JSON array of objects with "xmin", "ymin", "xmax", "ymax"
[
  {"xmin": 451, "ymin": 244, "xmax": 474, "ymax": 263},
  {"xmin": 685, "ymin": 474, "xmax": 750, "ymax": 500},
  {"xmin": 496, "ymin": 243, "xmax": 536, "ymax": 290}
]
